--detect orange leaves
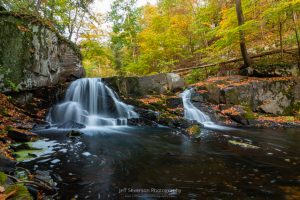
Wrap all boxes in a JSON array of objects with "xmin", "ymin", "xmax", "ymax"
[
  {"xmin": 191, "ymin": 82, "xmax": 204, "ymax": 87},
  {"xmin": 221, "ymin": 106, "xmax": 241, "ymax": 116},
  {"xmin": 258, "ymin": 116, "xmax": 299, "ymax": 123},
  {"xmin": 138, "ymin": 96, "xmax": 162, "ymax": 105},
  {"xmin": 197, "ymin": 90, "xmax": 208, "ymax": 94},
  {"xmin": 192, "ymin": 75, "xmax": 294, "ymax": 91}
]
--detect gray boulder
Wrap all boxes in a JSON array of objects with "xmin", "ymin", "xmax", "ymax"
[{"xmin": 103, "ymin": 73, "xmax": 185, "ymax": 97}]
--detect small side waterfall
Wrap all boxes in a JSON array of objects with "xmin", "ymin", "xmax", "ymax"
[
  {"xmin": 181, "ymin": 88, "xmax": 235, "ymax": 131},
  {"xmin": 47, "ymin": 78, "xmax": 138, "ymax": 127},
  {"xmin": 181, "ymin": 88, "xmax": 211, "ymax": 124}
]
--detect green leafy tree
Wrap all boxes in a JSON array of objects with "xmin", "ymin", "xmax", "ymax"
[{"xmin": 108, "ymin": 0, "xmax": 141, "ymax": 73}]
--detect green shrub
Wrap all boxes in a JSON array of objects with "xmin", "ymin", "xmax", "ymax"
[
  {"xmin": 185, "ymin": 65, "xmax": 220, "ymax": 84},
  {"xmin": 0, "ymin": 171, "xmax": 8, "ymax": 185}
]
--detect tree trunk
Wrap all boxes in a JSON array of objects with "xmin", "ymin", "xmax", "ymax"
[
  {"xmin": 292, "ymin": 11, "xmax": 300, "ymax": 58},
  {"xmin": 35, "ymin": 0, "xmax": 41, "ymax": 12},
  {"xmin": 279, "ymin": 21, "xmax": 283, "ymax": 58},
  {"xmin": 235, "ymin": 0, "xmax": 251, "ymax": 69}
]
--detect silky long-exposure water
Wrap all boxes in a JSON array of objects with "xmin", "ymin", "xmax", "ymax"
[
  {"xmin": 19, "ymin": 126, "xmax": 300, "ymax": 199},
  {"xmin": 18, "ymin": 78, "xmax": 300, "ymax": 199}
]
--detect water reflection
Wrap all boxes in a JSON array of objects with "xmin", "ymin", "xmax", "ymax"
[{"xmin": 19, "ymin": 127, "xmax": 300, "ymax": 199}]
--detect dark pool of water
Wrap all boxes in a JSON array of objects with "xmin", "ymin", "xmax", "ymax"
[{"xmin": 19, "ymin": 126, "xmax": 300, "ymax": 199}]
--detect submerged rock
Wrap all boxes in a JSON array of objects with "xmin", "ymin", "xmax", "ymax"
[
  {"xmin": 134, "ymin": 108, "xmax": 159, "ymax": 121},
  {"xmin": 186, "ymin": 124, "xmax": 201, "ymax": 136},
  {"xmin": 66, "ymin": 130, "xmax": 83, "ymax": 138}
]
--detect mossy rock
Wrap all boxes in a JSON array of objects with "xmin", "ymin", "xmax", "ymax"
[
  {"xmin": 223, "ymin": 87, "xmax": 239, "ymax": 105},
  {"xmin": 0, "ymin": 171, "xmax": 32, "ymax": 200},
  {"xmin": 0, "ymin": 12, "xmax": 83, "ymax": 92},
  {"xmin": 241, "ymin": 105, "xmax": 257, "ymax": 120},
  {"xmin": 5, "ymin": 184, "xmax": 32, "ymax": 200},
  {"xmin": 0, "ymin": 171, "xmax": 7, "ymax": 185},
  {"xmin": 149, "ymin": 101, "xmax": 167, "ymax": 111},
  {"xmin": 250, "ymin": 63, "xmax": 299, "ymax": 77},
  {"xmin": 205, "ymin": 83, "xmax": 220, "ymax": 104},
  {"xmin": 186, "ymin": 124, "xmax": 201, "ymax": 136}
]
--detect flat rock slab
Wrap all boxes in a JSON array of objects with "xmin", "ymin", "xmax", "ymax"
[{"xmin": 7, "ymin": 128, "xmax": 38, "ymax": 142}]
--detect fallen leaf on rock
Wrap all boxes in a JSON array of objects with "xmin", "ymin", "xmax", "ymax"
[{"xmin": 0, "ymin": 186, "xmax": 5, "ymax": 193}]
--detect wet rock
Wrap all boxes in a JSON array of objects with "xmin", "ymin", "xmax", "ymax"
[
  {"xmin": 58, "ymin": 121, "xmax": 86, "ymax": 129},
  {"xmin": 164, "ymin": 117, "xmax": 199, "ymax": 130},
  {"xmin": 127, "ymin": 118, "xmax": 159, "ymax": 127},
  {"xmin": 166, "ymin": 97, "xmax": 183, "ymax": 108},
  {"xmin": 32, "ymin": 121, "xmax": 51, "ymax": 130},
  {"xmin": 191, "ymin": 91, "xmax": 207, "ymax": 102},
  {"xmin": 221, "ymin": 105, "xmax": 250, "ymax": 125},
  {"xmin": 186, "ymin": 124, "xmax": 201, "ymax": 136},
  {"xmin": 10, "ymin": 143, "xmax": 31, "ymax": 151},
  {"xmin": 0, "ymin": 137, "xmax": 9, "ymax": 144},
  {"xmin": 134, "ymin": 108, "xmax": 159, "ymax": 121},
  {"xmin": 34, "ymin": 170, "xmax": 56, "ymax": 187},
  {"xmin": 0, "ymin": 155, "xmax": 16, "ymax": 173},
  {"xmin": 7, "ymin": 128, "xmax": 38, "ymax": 142},
  {"xmin": 28, "ymin": 153, "xmax": 38, "ymax": 158},
  {"xmin": 27, "ymin": 185, "xmax": 39, "ymax": 200},
  {"xmin": 66, "ymin": 130, "xmax": 83, "ymax": 138},
  {"xmin": 14, "ymin": 168, "xmax": 30, "ymax": 181}
]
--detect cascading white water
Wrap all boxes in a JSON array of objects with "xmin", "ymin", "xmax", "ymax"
[
  {"xmin": 47, "ymin": 78, "xmax": 138, "ymax": 127},
  {"xmin": 181, "ymin": 88, "xmax": 211, "ymax": 124},
  {"xmin": 181, "ymin": 88, "xmax": 236, "ymax": 131}
]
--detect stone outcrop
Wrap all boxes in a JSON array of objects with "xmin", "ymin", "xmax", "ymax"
[
  {"xmin": 0, "ymin": 12, "xmax": 84, "ymax": 93},
  {"xmin": 193, "ymin": 76, "xmax": 300, "ymax": 116},
  {"xmin": 103, "ymin": 73, "xmax": 185, "ymax": 97},
  {"xmin": 245, "ymin": 63, "xmax": 299, "ymax": 77}
]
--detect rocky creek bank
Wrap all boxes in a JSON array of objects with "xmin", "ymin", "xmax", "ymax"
[{"xmin": 0, "ymin": 12, "xmax": 84, "ymax": 199}]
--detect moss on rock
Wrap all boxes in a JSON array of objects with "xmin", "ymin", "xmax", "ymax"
[
  {"xmin": 186, "ymin": 124, "xmax": 201, "ymax": 136},
  {"xmin": 0, "ymin": 12, "xmax": 84, "ymax": 92}
]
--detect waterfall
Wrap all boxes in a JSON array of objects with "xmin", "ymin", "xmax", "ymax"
[
  {"xmin": 181, "ymin": 88, "xmax": 236, "ymax": 131},
  {"xmin": 47, "ymin": 78, "xmax": 138, "ymax": 127},
  {"xmin": 181, "ymin": 88, "xmax": 211, "ymax": 124}
]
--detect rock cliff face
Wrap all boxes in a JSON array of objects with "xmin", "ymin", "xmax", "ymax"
[{"xmin": 0, "ymin": 12, "xmax": 84, "ymax": 93}]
